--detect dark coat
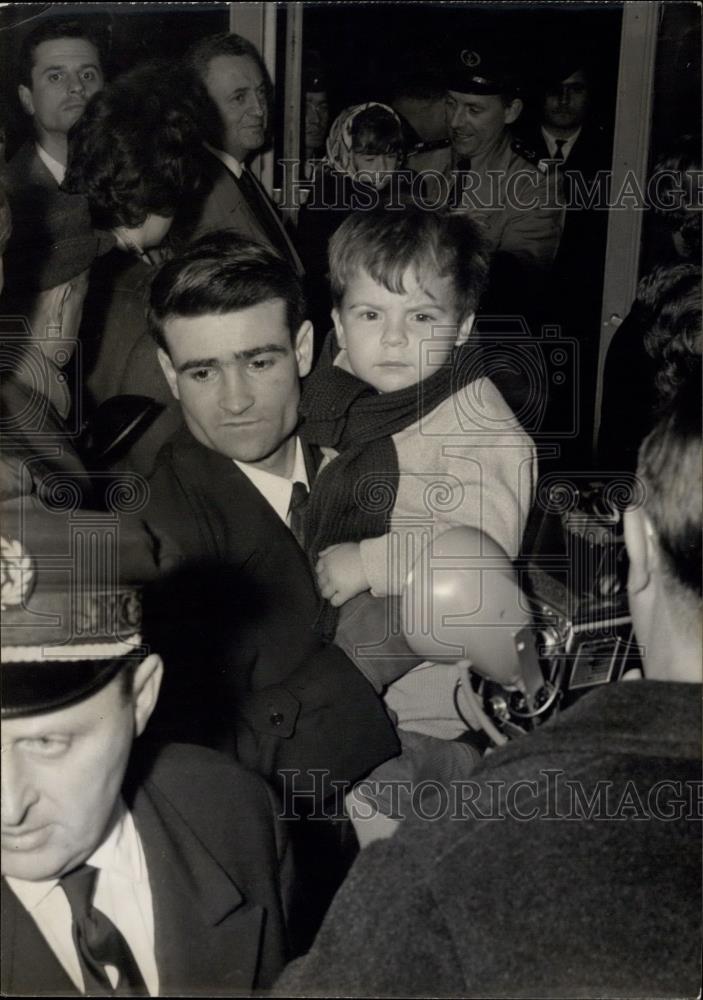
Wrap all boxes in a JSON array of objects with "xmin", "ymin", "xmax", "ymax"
[
  {"xmin": 1, "ymin": 743, "xmax": 293, "ymax": 996},
  {"xmin": 141, "ymin": 426, "xmax": 399, "ymax": 794},
  {"xmin": 519, "ymin": 120, "xmax": 612, "ymax": 185},
  {"xmin": 275, "ymin": 681, "xmax": 702, "ymax": 998},
  {"xmin": 173, "ymin": 148, "xmax": 302, "ymax": 274}
]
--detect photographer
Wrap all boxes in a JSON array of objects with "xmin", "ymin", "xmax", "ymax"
[{"xmin": 275, "ymin": 372, "xmax": 701, "ymax": 997}]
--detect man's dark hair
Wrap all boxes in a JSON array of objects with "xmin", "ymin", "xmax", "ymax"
[
  {"xmin": 184, "ymin": 32, "xmax": 272, "ymax": 149},
  {"xmin": 637, "ymin": 373, "xmax": 702, "ymax": 601},
  {"xmin": 328, "ymin": 207, "xmax": 489, "ymax": 324},
  {"xmin": 62, "ymin": 62, "xmax": 204, "ymax": 229},
  {"xmin": 148, "ymin": 230, "xmax": 307, "ymax": 353},
  {"xmin": 18, "ymin": 16, "xmax": 106, "ymax": 88}
]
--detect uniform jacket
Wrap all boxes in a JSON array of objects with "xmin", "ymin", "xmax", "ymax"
[
  {"xmin": 174, "ymin": 147, "xmax": 303, "ymax": 274},
  {"xmin": 141, "ymin": 426, "xmax": 400, "ymax": 793},
  {"xmin": 1, "ymin": 743, "xmax": 293, "ymax": 996},
  {"xmin": 276, "ymin": 680, "xmax": 702, "ymax": 998},
  {"xmin": 423, "ymin": 131, "xmax": 564, "ymax": 273}
]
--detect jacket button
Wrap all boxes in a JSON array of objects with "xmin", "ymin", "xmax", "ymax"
[{"xmin": 270, "ymin": 712, "xmax": 284, "ymax": 726}]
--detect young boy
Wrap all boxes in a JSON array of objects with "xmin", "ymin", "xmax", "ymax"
[{"xmin": 299, "ymin": 208, "xmax": 537, "ymax": 840}]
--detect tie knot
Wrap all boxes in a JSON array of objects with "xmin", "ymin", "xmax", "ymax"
[
  {"xmin": 289, "ymin": 480, "xmax": 309, "ymax": 512},
  {"xmin": 61, "ymin": 864, "xmax": 98, "ymax": 918}
]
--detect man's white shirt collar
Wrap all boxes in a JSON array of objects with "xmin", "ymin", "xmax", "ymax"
[
  {"xmin": 7, "ymin": 803, "xmax": 158, "ymax": 994},
  {"xmin": 540, "ymin": 126, "xmax": 582, "ymax": 161},
  {"xmin": 35, "ymin": 142, "xmax": 66, "ymax": 184},
  {"xmin": 234, "ymin": 436, "xmax": 308, "ymax": 526},
  {"xmin": 204, "ymin": 141, "xmax": 244, "ymax": 179}
]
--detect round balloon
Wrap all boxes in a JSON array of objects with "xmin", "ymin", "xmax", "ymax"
[{"xmin": 402, "ymin": 525, "xmax": 531, "ymax": 687}]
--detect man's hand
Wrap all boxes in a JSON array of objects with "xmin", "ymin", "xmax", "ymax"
[{"xmin": 316, "ymin": 542, "xmax": 369, "ymax": 606}]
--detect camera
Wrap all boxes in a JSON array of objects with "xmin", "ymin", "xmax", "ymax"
[{"xmin": 474, "ymin": 476, "xmax": 643, "ymax": 738}]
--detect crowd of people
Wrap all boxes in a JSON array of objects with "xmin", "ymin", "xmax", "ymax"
[{"xmin": 1, "ymin": 13, "xmax": 701, "ymax": 999}]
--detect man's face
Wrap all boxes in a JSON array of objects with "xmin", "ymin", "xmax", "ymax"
[
  {"xmin": 158, "ymin": 299, "xmax": 313, "ymax": 472},
  {"xmin": 333, "ymin": 266, "xmax": 471, "ymax": 394},
  {"xmin": 542, "ymin": 70, "xmax": 589, "ymax": 133},
  {"xmin": 1, "ymin": 676, "xmax": 136, "ymax": 881},
  {"xmin": 203, "ymin": 54, "xmax": 268, "ymax": 161},
  {"xmin": 18, "ymin": 37, "xmax": 103, "ymax": 145},
  {"xmin": 304, "ymin": 91, "xmax": 329, "ymax": 151},
  {"xmin": 445, "ymin": 90, "xmax": 521, "ymax": 159}
]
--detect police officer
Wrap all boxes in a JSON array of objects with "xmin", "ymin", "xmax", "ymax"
[
  {"xmin": 0, "ymin": 507, "xmax": 294, "ymax": 995},
  {"xmin": 422, "ymin": 39, "xmax": 564, "ymax": 311}
]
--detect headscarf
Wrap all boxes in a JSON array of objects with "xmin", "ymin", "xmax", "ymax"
[{"xmin": 323, "ymin": 102, "xmax": 403, "ymax": 179}]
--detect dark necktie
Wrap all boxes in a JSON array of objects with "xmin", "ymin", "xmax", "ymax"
[
  {"xmin": 60, "ymin": 865, "xmax": 148, "ymax": 996},
  {"xmin": 553, "ymin": 139, "xmax": 567, "ymax": 164},
  {"xmin": 287, "ymin": 480, "xmax": 309, "ymax": 549},
  {"xmin": 237, "ymin": 167, "xmax": 295, "ymax": 266},
  {"xmin": 453, "ymin": 158, "xmax": 472, "ymax": 205}
]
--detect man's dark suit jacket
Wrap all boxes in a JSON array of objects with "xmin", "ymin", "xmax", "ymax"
[
  {"xmin": 174, "ymin": 147, "xmax": 303, "ymax": 275},
  {"xmin": 1, "ymin": 743, "xmax": 293, "ymax": 996},
  {"xmin": 142, "ymin": 426, "xmax": 399, "ymax": 795},
  {"xmin": 519, "ymin": 120, "xmax": 612, "ymax": 283},
  {"xmin": 3, "ymin": 140, "xmax": 58, "ymax": 224},
  {"xmin": 520, "ymin": 120, "xmax": 612, "ymax": 183}
]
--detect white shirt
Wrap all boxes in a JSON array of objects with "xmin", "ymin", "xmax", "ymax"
[
  {"xmin": 35, "ymin": 142, "xmax": 66, "ymax": 184},
  {"xmin": 540, "ymin": 126, "xmax": 582, "ymax": 164},
  {"xmin": 6, "ymin": 804, "xmax": 158, "ymax": 995},
  {"xmin": 204, "ymin": 140, "xmax": 244, "ymax": 179},
  {"xmin": 234, "ymin": 436, "xmax": 308, "ymax": 527}
]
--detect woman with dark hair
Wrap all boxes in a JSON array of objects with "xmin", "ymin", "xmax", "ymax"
[
  {"xmin": 598, "ymin": 263, "xmax": 702, "ymax": 472},
  {"xmin": 63, "ymin": 61, "xmax": 204, "ymax": 258},
  {"xmin": 60, "ymin": 62, "xmax": 206, "ymax": 407},
  {"xmin": 298, "ymin": 102, "xmax": 414, "ymax": 347}
]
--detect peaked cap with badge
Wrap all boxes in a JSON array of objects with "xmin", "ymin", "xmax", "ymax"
[
  {"xmin": 1, "ymin": 507, "xmax": 168, "ymax": 718},
  {"xmin": 446, "ymin": 35, "xmax": 525, "ymax": 97}
]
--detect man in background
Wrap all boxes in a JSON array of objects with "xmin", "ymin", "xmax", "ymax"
[
  {"xmin": 303, "ymin": 62, "xmax": 330, "ymax": 179},
  {"xmin": 10, "ymin": 16, "xmax": 105, "ymax": 185},
  {"xmin": 1, "ymin": 508, "xmax": 294, "ymax": 995},
  {"xmin": 3, "ymin": 17, "xmax": 106, "ymax": 301},
  {"xmin": 518, "ymin": 51, "xmax": 613, "ymax": 462},
  {"xmin": 422, "ymin": 36, "xmax": 563, "ymax": 310},
  {"xmin": 178, "ymin": 32, "xmax": 302, "ymax": 273}
]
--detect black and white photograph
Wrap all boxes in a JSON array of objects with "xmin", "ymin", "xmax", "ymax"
[{"xmin": 0, "ymin": 1, "xmax": 700, "ymax": 996}]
